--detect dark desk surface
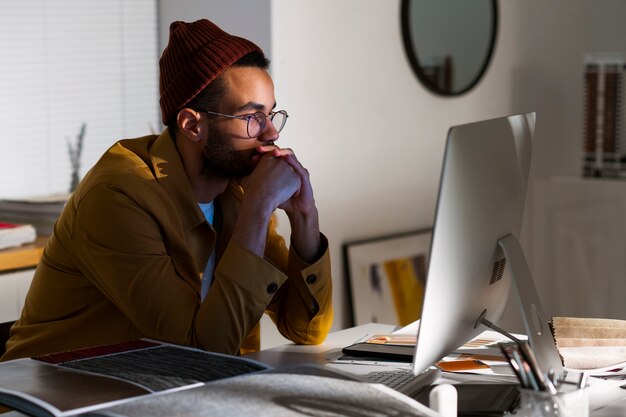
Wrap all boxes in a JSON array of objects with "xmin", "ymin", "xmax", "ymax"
[{"xmin": 245, "ymin": 323, "xmax": 394, "ymax": 368}]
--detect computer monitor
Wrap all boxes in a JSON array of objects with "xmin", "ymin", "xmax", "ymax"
[{"xmin": 412, "ymin": 112, "xmax": 563, "ymax": 376}]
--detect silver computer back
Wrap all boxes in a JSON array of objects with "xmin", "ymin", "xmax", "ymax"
[{"xmin": 412, "ymin": 112, "xmax": 560, "ymax": 374}]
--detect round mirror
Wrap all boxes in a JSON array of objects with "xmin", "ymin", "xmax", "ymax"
[{"xmin": 401, "ymin": 0, "xmax": 498, "ymax": 96}]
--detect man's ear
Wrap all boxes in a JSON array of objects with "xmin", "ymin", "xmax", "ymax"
[{"xmin": 176, "ymin": 108, "xmax": 204, "ymax": 143}]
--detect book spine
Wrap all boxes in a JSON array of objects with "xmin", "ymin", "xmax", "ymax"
[
  {"xmin": 582, "ymin": 54, "xmax": 626, "ymax": 178},
  {"xmin": 583, "ymin": 63, "xmax": 599, "ymax": 177}
]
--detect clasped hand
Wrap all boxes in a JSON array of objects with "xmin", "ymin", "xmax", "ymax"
[{"xmin": 241, "ymin": 145, "xmax": 315, "ymax": 217}]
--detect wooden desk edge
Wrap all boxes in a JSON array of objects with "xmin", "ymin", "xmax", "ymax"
[{"xmin": 0, "ymin": 236, "xmax": 47, "ymax": 272}]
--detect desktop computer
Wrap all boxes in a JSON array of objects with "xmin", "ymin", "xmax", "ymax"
[
  {"xmin": 337, "ymin": 112, "xmax": 563, "ymax": 410},
  {"xmin": 412, "ymin": 111, "xmax": 562, "ymax": 378}
]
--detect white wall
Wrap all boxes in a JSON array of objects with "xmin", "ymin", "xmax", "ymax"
[
  {"xmin": 510, "ymin": 0, "xmax": 625, "ymax": 178},
  {"xmin": 158, "ymin": 0, "xmax": 270, "ymax": 59},
  {"xmin": 271, "ymin": 0, "xmax": 525, "ymax": 329},
  {"xmin": 271, "ymin": 0, "xmax": 626, "ymax": 330},
  {"xmin": 158, "ymin": 1, "xmax": 626, "ymax": 333}
]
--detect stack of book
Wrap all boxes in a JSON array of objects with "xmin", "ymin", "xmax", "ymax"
[
  {"xmin": 0, "ymin": 193, "xmax": 69, "ymax": 236},
  {"xmin": 0, "ymin": 222, "xmax": 37, "ymax": 250}
]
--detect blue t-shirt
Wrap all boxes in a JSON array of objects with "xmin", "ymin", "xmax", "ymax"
[{"xmin": 198, "ymin": 201, "xmax": 216, "ymax": 301}]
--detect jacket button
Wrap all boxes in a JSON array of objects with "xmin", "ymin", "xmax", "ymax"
[
  {"xmin": 267, "ymin": 283, "xmax": 278, "ymax": 294},
  {"xmin": 306, "ymin": 274, "xmax": 317, "ymax": 284}
]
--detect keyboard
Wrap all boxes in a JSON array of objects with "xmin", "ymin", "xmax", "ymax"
[
  {"xmin": 362, "ymin": 367, "xmax": 441, "ymax": 396},
  {"xmin": 58, "ymin": 345, "xmax": 269, "ymax": 391}
]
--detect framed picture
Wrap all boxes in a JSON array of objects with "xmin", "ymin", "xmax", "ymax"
[{"xmin": 343, "ymin": 229, "xmax": 432, "ymax": 326}]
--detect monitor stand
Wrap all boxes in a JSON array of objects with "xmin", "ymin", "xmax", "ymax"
[{"xmin": 478, "ymin": 234, "xmax": 564, "ymax": 378}]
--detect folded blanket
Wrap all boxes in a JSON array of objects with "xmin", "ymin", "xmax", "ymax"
[
  {"xmin": 558, "ymin": 346, "xmax": 626, "ymax": 370},
  {"xmin": 551, "ymin": 317, "xmax": 626, "ymax": 370}
]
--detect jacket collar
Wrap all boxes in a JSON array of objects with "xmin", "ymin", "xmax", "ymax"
[{"xmin": 149, "ymin": 129, "xmax": 206, "ymax": 232}]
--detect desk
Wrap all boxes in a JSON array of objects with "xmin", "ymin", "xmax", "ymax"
[
  {"xmin": 2, "ymin": 324, "xmax": 625, "ymax": 416},
  {"xmin": 247, "ymin": 323, "xmax": 626, "ymax": 416},
  {"xmin": 247, "ymin": 322, "xmax": 394, "ymax": 368},
  {"xmin": 0, "ymin": 237, "xmax": 46, "ymax": 322},
  {"xmin": 0, "ymin": 236, "xmax": 46, "ymax": 272}
]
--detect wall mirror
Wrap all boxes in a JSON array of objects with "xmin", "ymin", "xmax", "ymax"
[{"xmin": 401, "ymin": 0, "xmax": 498, "ymax": 96}]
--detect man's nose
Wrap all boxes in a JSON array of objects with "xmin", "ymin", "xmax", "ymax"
[{"xmin": 258, "ymin": 119, "xmax": 279, "ymax": 143}]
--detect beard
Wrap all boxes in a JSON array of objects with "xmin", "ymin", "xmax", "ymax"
[{"xmin": 201, "ymin": 127, "xmax": 258, "ymax": 180}]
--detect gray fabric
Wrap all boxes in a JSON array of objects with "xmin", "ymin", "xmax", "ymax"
[{"xmin": 85, "ymin": 373, "xmax": 439, "ymax": 417}]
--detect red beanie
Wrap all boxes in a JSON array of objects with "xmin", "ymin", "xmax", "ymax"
[{"xmin": 159, "ymin": 19, "xmax": 264, "ymax": 125}]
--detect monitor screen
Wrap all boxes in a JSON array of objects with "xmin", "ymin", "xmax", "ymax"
[{"xmin": 412, "ymin": 112, "xmax": 562, "ymax": 375}]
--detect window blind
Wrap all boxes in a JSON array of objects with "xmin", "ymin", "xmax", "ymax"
[{"xmin": 0, "ymin": 0, "xmax": 159, "ymax": 198}]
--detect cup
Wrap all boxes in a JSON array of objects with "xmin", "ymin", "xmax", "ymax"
[{"xmin": 516, "ymin": 388, "xmax": 589, "ymax": 417}]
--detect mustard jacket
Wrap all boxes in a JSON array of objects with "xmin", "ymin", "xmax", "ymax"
[{"xmin": 2, "ymin": 130, "xmax": 333, "ymax": 361}]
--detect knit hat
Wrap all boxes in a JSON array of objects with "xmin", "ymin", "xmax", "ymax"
[{"xmin": 159, "ymin": 19, "xmax": 264, "ymax": 125}]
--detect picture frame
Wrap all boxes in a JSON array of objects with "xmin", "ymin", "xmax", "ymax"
[{"xmin": 343, "ymin": 229, "xmax": 432, "ymax": 326}]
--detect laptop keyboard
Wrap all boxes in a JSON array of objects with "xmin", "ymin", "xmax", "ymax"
[
  {"xmin": 365, "ymin": 369, "xmax": 417, "ymax": 389},
  {"xmin": 362, "ymin": 368, "xmax": 440, "ymax": 396}
]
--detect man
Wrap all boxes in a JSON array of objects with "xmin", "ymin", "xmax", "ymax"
[{"xmin": 2, "ymin": 19, "xmax": 333, "ymax": 360}]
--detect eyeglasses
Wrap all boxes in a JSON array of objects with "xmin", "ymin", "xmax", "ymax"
[{"xmin": 203, "ymin": 109, "xmax": 289, "ymax": 138}]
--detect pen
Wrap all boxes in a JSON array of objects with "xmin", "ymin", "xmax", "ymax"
[
  {"xmin": 520, "ymin": 356, "xmax": 540, "ymax": 391},
  {"xmin": 499, "ymin": 343, "xmax": 528, "ymax": 388},
  {"xmin": 512, "ymin": 350, "xmax": 534, "ymax": 389},
  {"xmin": 518, "ymin": 342, "xmax": 550, "ymax": 392},
  {"xmin": 508, "ymin": 354, "xmax": 527, "ymax": 387},
  {"xmin": 543, "ymin": 372, "xmax": 558, "ymax": 395}
]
